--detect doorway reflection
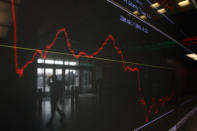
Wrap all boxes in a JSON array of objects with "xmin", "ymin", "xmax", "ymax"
[
  {"xmin": 65, "ymin": 69, "xmax": 79, "ymax": 93},
  {"xmin": 81, "ymin": 69, "xmax": 93, "ymax": 92},
  {"xmin": 45, "ymin": 68, "xmax": 53, "ymax": 93}
]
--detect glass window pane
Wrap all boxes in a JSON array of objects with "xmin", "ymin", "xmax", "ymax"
[
  {"xmin": 81, "ymin": 70, "xmax": 92, "ymax": 90},
  {"xmin": 65, "ymin": 69, "xmax": 69, "ymax": 74},
  {"xmin": 69, "ymin": 61, "xmax": 78, "ymax": 66},
  {"xmin": 45, "ymin": 59, "xmax": 54, "ymax": 64},
  {"xmin": 55, "ymin": 60, "xmax": 63, "ymax": 65},
  {"xmin": 37, "ymin": 68, "xmax": 44, "ymax": 91},
  {"xmin": 65, "ymin": 69, "xmax": 79, "ymax": 91},
  {"xmin": 45, "ymin": 68, "xmax": 53, "ymax": 92},
  {"xmin": 74, "ymin": 70, "xmax": 79, "ymax": 87},
  {"xmin": 64, "ymin": 61, "xmax": 69, "ymax": 65},
  {"xmin": 37, "ymin": 58, "xmax": 44, "ymax": 63},
  {"xmin": 55, "ymin": 69, "xmax": 62, "ymax": 80}
]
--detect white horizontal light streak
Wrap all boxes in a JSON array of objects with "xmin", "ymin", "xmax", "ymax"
[
  {"xmin": 186, "ymin": 53, "xmax": 197, "ymax": 61},
  {"xmin": 178, "ymin": 0, "xmax": 190, "ymax": 7},
  {"xmin": 157, "ymin": 8, "xmax": 167, "ymax": 14},
  {"xmin": 151, "ymin": 2, "xmax": 160, "ymax": 8}
]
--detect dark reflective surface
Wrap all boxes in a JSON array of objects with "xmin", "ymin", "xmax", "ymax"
[{"xmin": 0, "ymin": 0, "xmax": 197, "ymax": 131}]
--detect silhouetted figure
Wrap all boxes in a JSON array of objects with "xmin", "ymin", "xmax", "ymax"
[
  {"xmin": 59, "ymin": 80, "xmax": 65, "ymax": 104},
  {"xmin": 37, "ymin": 88, "xmax": 43, "ymax": 115},
  {"xmin": 46, "ymin": 75, "xmax": 65, "ymax": 126}
]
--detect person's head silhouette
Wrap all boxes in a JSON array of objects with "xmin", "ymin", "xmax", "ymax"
[{"xmin": 52, "ymin": 74, "xmax": 57, "ymax": 82}]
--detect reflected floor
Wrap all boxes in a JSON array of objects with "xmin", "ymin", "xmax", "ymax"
[{"xmin": 35, "ymin": 93, "xmax": 98, "ymax": 131}]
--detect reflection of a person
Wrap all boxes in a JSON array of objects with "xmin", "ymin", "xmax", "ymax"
[
  {"xmin": 38, "ymin": 88, "xmax": 42, "ymax": 115},
  {"xmin": 46, "ymin": 75, "xmax": 65, "ymax": 126}
]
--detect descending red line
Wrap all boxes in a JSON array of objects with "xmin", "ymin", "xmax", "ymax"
[{"xmin": 11, "ymin": 0, "xmax": 174, "ymax": 122}]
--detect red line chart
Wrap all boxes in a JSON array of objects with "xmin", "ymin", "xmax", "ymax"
[{"xmin": 11, "ymin": 0, "xmax": 174, "ymax": 122}]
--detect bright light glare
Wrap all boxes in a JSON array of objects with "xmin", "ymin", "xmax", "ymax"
[
  {"xmin": 54, "ymin": 60, "xmax": 63, "ymax": 65},
  {"xmin": 69, "ymin": 61, "xmax": 77, "ymax": 66},
  {"xmin": 56, "ymin": 69, "xmax": 62, "ymax": 75},
  {"xmin": 133, "ymin": 10, "xmax": 139, "ymax": 15},
  {"xmin": 186, "ymin": 53, "xmax": 197, "ymax": 61},
  {"xmin": 157, "ymin": 8, "xmax": 167, "ymax": 14},
  {"xmin": 193, "ymin": 57, "xmax": 197, "ymax": 60},
  {"xmin": 186, "ymin": 53, "xmax": 197, "ymax": 58},
  {"xmin": 178, "ymin": 0, "xmax": 190, "ymax": 7},
  {"xmin": 37, "ymin": 68, "xmax": 44, "ymax": 75},
  {"xmin": 45, "ymin": 59, "xmax": 54, "ymax": 64},
  {"xmin": 37, "ymin": 58, "xmax": 44, "ymax": 63},
  {"xmin": 64, "ymin": 61, "xmax": 69, "ymax": 65},
  {"xmin": 140, "ymin": 15, "xmax": 147, "ymax": 20},
  {"xmin": 65, "ymin": 69, "xmax": 69, "ymax": 74},
  {"xmin": 151, "ymin": 2, "xmax": 160, "ymax": 8},
  {"xmin": 65, "ymin": 69, "xmax": 76, "ymax": 74}
]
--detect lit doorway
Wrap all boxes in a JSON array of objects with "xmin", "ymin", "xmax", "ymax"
[
  {"xmin": 81, "ymin": 69, "xmax": 93, "ymax": 92},
  {"xmin": 65, "ymin": 69, "xmax": 79, "ymax": 95},
  {"xmin": 37, "ymin": 58, "xmax": 95, "ymax": 94}
]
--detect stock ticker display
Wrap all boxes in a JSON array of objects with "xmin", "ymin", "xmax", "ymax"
[{"xmin": 0, "ymin": 0, "xmax": 196, "ymax": 131}]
